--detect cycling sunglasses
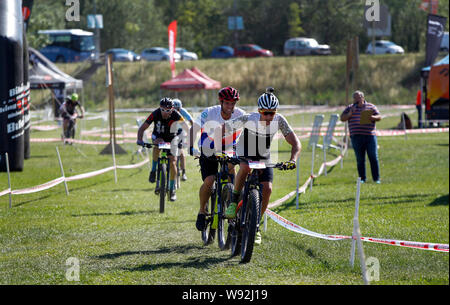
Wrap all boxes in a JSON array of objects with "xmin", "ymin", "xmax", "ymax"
[
  {"xmin": 259, "ymin": 110, "xmax": 277, "ymax": 116},
  {"xmin": 160, "ymin": 107, "xmax": 173, "ymax": 113}
]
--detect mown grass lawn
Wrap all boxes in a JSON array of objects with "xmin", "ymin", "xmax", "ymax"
[{"xmin": 0, "ymin": 109, "xmax": 448, "ymax": 285}]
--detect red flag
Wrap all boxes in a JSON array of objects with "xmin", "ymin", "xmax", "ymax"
[
  {"xmin": 419, "ymin": 0, "xmax": 438, "ymax": 14},
  {"xmin": 168, "ymin": 20, "xmax": 177, "ymax": 78}
]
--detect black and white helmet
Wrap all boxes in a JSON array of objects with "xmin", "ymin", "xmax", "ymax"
[{"xmin": 257, "ymin": 87, "xmax": 279, "ymax": 110}]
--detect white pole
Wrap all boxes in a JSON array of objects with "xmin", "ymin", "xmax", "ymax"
[
  {"xmin": 112, "ymin": 138, "xmax": 118, "ymax": 184},
  {"xmin": 295, "ymin": 155, "xmax": 300, "ymax": 209},
  {"xmin": 354, "ymin": 218, "xmax": 369, "ymax": 285},
  {"xmin": 350, "ymin": 177, "xmax": 362, "ymax": 267},
  {"xmin": 323, "ymin": 147, "xmax": 327, "ymax": 176},
  {"xmin": 263, "ymin": 213, "xmax": 267, "ymax": 232},
  {"xmin": 56, "ymin": 146, "xmax": 69, "ymax": 195},
  {"xmin": 310, "ymin": 145, "xmax": 315, "ymax": 191},
  {"xmin": 5, "ymin": 153, "xmax": 12, "ymax": 209}
]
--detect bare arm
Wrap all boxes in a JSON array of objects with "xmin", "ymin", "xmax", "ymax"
[
  {"xmin": 370, "ymin": 114, "xmax": 382, "ymax": 122},
  {"xmin": 285, "ymin": 131, "xmax": 301, "ymax": 162},
  {"xmin": 137, "ymin": 122, "xmax": 150, "ymax": 142},
  {"xmin": 77, "ymin": 105, "xmax": 85, "ymax": 118},
  {"xmin": 189, "ymin": 121, "xmax": 201, "ymax": 149}
]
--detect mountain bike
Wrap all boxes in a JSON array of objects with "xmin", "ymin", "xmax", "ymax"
[
  {"xmin": 142, "ymin": 142, "xmax": 172, "ymax": 213},
  {"xmin": 229, "ymin": 160, "xmax": 289, "ymax": 263},
  {"xmin": 201, "ymin": 153, "xmax": 239, "ymax": 249}
]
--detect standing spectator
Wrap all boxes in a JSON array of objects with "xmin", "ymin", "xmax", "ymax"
[
  {"xmin": 340, "ymin": 90, "xmax": 381, "ymax": 184},
  {"xmin": 416, "ymin": 89, "xmax": 423, "ymax": 128}
]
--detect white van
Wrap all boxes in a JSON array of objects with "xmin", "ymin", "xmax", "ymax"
[{"xmin": 440, "ymin": 32, "xmax": 449, "ymax": 52}]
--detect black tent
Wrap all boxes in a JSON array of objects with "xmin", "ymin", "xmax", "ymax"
[{"xmin": 28, "ymin": 47, "xmax": 83, "ymax": 116}]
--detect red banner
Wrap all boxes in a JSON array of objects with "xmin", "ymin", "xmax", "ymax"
[
  {"xmin": 419, "ymin": 0, "xmax": 438, "ymax": 14},
  {"xmin": 168, "ymin": 20, "xmax": 177, "ymax": 78}
]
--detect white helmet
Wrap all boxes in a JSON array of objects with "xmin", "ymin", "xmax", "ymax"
[
  {"xmin": 257, "ymin": 87, "xmax": 279, "ymax": 110},
  {"xmin": 172, "ymin": 98, "xmax": 182, "ymax": 109}
]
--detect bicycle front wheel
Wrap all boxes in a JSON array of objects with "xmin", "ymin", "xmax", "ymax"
[
  {"xmin": 201, "ymin": 190, "xmax": 216, "ymax": 245},
  {"xmin": 159, "ymin": 163, "xmax": 167, "ymax": 213},
  {"xmin": 240, "ymin": 189, "xmax": 260, "ymax": 263},
  {"xmin": 218, "ymin": 183, "xmax": 233, "ymax": 250}
]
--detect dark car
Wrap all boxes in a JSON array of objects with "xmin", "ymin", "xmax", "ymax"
[
  {"xmin": 211, "ymin": 46, "xmax": 234, "ymax": 58},
  {"xmin": 106, "ymin": 48, "xmax": 141, "ymax": 61},
  {"xmin": 234, "ymin": 44, "xmax": 273, "ymax": 58}
]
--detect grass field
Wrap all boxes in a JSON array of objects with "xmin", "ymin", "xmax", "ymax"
[{"xmin": 0, "ymin": 108, "xmax": 448, "ymax": 285}]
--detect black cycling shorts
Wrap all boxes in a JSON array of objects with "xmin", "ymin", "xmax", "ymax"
[
  {"xmin": 199, "ymin": 154, "xmax": 219, "ymax": 181},
  {"xmin": 240, "ymin": 158, "xmax": 273, "ymax": 183}
]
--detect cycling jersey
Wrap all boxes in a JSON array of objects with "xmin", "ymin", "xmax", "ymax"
[
  {"xmin": 59, "ymin": 101, "xmax": 80, "ymax": 119},
  {"xmin": 194, "ymin": 105, "xmax": 246, "ymax": 154},
  {"xmin": 145, "ymin": 108, "xmax": 184, "ymax": 142},
  {"xmin": 224, "ymin": 112, "xmax": 294, "ymax": 160}
]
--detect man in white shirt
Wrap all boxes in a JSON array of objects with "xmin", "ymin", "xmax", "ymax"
[{"xmin": 189, "ymin": 87, "xmax": 246, "ymax": 231}]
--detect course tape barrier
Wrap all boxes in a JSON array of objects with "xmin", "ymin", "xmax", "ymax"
[
  {"xmin": 268, "ymin": 138, "xmax": 348, "ymax": 210},
  {"xmin": 265, "ymin": 209, "xmax": 449, "ymax": 252},
  {"xmin": 0, "ymin": 159, "xmax": 149, "ymax": 198},
  {"xmin": 11, "ymin": 177, "xmax": 65, "ymax": 195},
  {"xmin": 30, "ymin": 138, "xmax": 136, "ymax": 145},
  {"xmin": 266, "ymin": 127, "xmax": 449, "ymax": 253}
]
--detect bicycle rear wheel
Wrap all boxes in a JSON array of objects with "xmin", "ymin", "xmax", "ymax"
[
  {"xmin": 240, "ymin": 189, "xmax": 260, "ymax": 263},
  {"xmin": 201, "ymin": 190, "xmax": 216, "ymax": 245},
  {"xmin": 159, "ymin": 163, "xmax": 166, "ymax": 213},
  {"xmin": 218, "ymin": 183, "xmax": 233, "ymax": 250}
]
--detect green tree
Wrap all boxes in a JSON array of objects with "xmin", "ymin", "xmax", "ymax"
[{"xmin": 287, "ymin": 2, "xmax": 304, "ymax": 38}]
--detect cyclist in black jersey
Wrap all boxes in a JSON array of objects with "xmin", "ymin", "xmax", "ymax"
[
  {"xmin": 59, "ymin": 93, "xmax": 84, "ymax": 144},
  {"xmin": 137, "ymin": 98, "xmax": 189, "ymax": 201}
]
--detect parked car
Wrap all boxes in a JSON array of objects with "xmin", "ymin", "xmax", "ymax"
[
  {"xmin": 141, "ymin": 47, "xmax": 181, "ymax": 61},
  {"xmin": 176, "ymin": 48, "xmax": 198, "ymax": 60},
  {"xmin": 105, "ymin": 48, "xmax": 140, "ymax": 62},
  {"xmin": 440, "ymin": 32, "xmax": 449, "ymax": 52},
  {"xmin": 366, "ymin": 40, "xmax": 404, "ymax": 54},
  {"xmin": 283, "ymin": 37, "xmax": 331, "ymax": 56},
  {"xmin": 211, "ymin": 46, "xmax": 234, "ymax": 58},
  {"xmin": 234, "ymin": 44, "xmax": 273, "ymax": 57}
]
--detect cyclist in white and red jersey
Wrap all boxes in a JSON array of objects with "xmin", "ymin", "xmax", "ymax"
[{"xmin": 189, "ymin": 86, "xmax": 246, "ymax": 231}]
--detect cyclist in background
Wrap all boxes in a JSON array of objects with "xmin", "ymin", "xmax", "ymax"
[
  {"xmin": 223, "ymin": 88, "xmax": 301, "ymax": 244},
  {"xmin": 173, "ymin": 98, "xmax": 193, "ymax": 182},
  {"xmin": 189, "ymin": 87, "xmax": 246, "ymax": 232},
  {"xmin": 137, "ymin": 97, "xmax": 189, "ymax": 201},
  {"xmin": 59, "ymin": 92, "xmax": 84, "ymax": 144}
]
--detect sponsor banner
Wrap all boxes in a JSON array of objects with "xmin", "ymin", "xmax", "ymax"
[{"xmin": 425, "ymin": 14, "xmax": 447, "ymax": 66}]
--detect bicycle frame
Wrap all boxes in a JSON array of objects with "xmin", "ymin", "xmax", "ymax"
[{"xmin": 211, "ymin": 157, "xmax": 233, "ymax": 230}]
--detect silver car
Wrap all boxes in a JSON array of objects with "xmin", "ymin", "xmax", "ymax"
[
  {"xmin": 141, "ymin": 47, "xmax": 181, "ymax": 61},
  {"xmin": 284, "ymin": 38, "xmax": 331, "ymax": 56},
  {"xmin": 365, "ymin": 40, "xmax": 404, "ymax": 54},
  {"xmin": 176, "ymin": 48, "xmax": 198, "ymax": 60}
]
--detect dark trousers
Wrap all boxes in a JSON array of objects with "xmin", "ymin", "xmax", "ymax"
[
  {"xmin": 350, "ymin": 134, "xmax": 380, "ymax": 182},
  {"xmin": 416, "ymin": 105, "xmax": 422, "ymax": 128}
]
